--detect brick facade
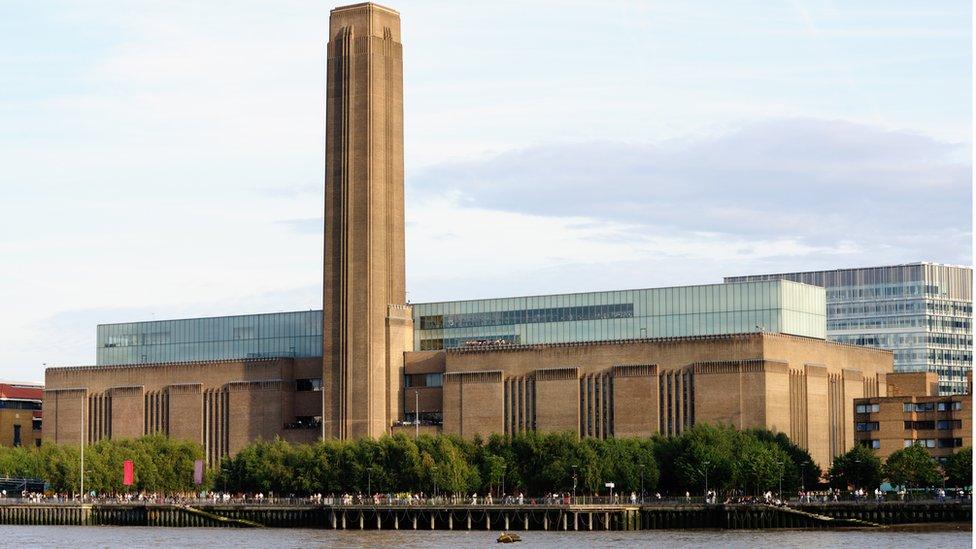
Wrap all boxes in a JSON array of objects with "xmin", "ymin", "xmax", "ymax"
[{"xmin": 405, "ymin": 332, "xmax": 893, "ymax": 466}]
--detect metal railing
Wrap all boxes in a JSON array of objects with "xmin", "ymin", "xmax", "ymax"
[{"xmin": 0, "ymin": 493, "xmax": 968, "ymax": 507}]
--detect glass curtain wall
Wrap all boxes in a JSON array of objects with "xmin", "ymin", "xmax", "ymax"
[
  {"xmin": 97, "ymin": 310, "xmax": 322, "ymax": 366},
  {"xmin": 413, "ymin": 280, "xmax": 825, "ymax": 351},
  {"xmin": 726, "ymin": 263, "xmax": 973, "ymax": 394}
]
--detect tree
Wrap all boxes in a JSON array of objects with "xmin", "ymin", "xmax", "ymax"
[
  {"xmin": 747, "ymin": 428, "xmax": 822, "ymax": 491},
  {"xmin": 884, "ymin": 444, "xmax": 942, "ymax": 489},
  {"xmin": 433, "ymin": 437, "xmax": 478, "ymax": 496},
  {"xmin": 829, "ymin": 445, "xmax": 882, "ymax": 490},
  {"xmin": 731, "ymin": 436, "xmax": 788, "ymax": 495},
  {"xmin": 655, "ymin": 424, "xmax": 738, "ymax": 495},
  {"xmin": 944, "ymin": 447, "xmax": 972, "ymax": 488}
]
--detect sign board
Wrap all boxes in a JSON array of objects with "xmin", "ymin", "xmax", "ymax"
[
  {"xmin": 605, "ymin": 482, "xmax": 615, "ymax": 488},
  {"xmin": 194, "ymin": 460, "xmax": 205, "ymax": 485},
  {"xmin": 123, "ymin": 460, "xmax": 134, "ymax": 486}
]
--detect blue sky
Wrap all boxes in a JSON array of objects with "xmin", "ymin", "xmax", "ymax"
[{"xmin": 0, "ymin": 0, "xmax": 971, "ymax": 380}]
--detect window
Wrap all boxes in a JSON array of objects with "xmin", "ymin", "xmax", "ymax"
[
  {"xmin": 31, "ymin": 419, "xmax": 41, "ymax": 432},
  {"xmin": 856, "ymin": 422, "xmax": 879, "ymax": 432},
  {"xmin": 907, "ymin": 438, "xmax": 938, "ymax": 448},
  {"xmin": 403, "ymin": 412, "xmax": 443, "ymax": 425},
  {"xmin": 13, "ymin": 425, "xmax": 21, "ymax": 447},
  {"xmin": 417, "ymin": 303, "xmax": 635, "ymax": 331},
  {"xmin": 283, "ymin": 416, "xmax": 321, "ymax": 430},
  {"xmin": 937, "ymin": 420, "xmax": 962, "ymax": 430},
  {"xmin": 0, "ymin": 401, "xmax": 41, "ymax": 411},
  {"xmin": 856, "ymin": 403, "xmax": 880, "ymax": 413},
  {"xmin": 859, "ymin": 439, "xmax": 881, "ymax": 449},
  {"xmin": 425, "ymin": 373, "xmax": 443, "ymax": 388},
  {"xmin": 295, "ymin": 378, "xmax": 322, "ymax": 392},
  {"xmin": 938, "ymin": 438, "xmax": 963, "ymax": 448},
  {"xmin": 905, "ymin": 402, "xmax": 937, "ymax": 413},
  {"xmin": 904, "ymin": 420, "xmax": 935, "ymax": 430}
]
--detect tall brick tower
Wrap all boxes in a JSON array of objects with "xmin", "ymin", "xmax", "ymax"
[{"xmin": 323, "ymin": 3, "xmax": 412, "ymax": 440}]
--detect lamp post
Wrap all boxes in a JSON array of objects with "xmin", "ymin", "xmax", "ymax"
[
  {"xmin": 367, "ymin": 467, "xmax": 373, "ymax": 499},
  {"xmin": 639, "ymin": 464, "xmax": 645, "ymax": 503},
  {"xmin": 500, "ymin": 463, "xmax": 507, "ymax": 500},
  {"xmin": 432, "ymin": 465, "xmax": 438, "ymax": 500},
  {"xmin": 702, "ymin": 461, "xmax": 710, "ymax": 503},
  {"xmin": 778, "ymin": 462, "xmax": 783, "ymax": 500},
  {"xmin": 572, "ymin": 465, "xmax": 578, "ymax": 504},
  {"xmin": 800, "ymin": 460, "xmax": 809, "ymax": 494},
  {"xmin": 414, "ymin": 390, "xmax": 420, "ymax": 439},
  {"xmin": 80, "ymin": 397, "xmax": 85, "ymax": 502}
]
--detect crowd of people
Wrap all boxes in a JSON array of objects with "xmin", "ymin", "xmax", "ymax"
[{"xmin": 0, "ymin": 488, "xmax": 968, "ymax": 506}]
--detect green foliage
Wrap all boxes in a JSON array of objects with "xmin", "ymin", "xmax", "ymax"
[
  {"xmin": 829, "ymin": 445, "xmax": 883, "ymax": 489},
  {"xmin": 944, "ymin": 447, "xmax": 972, "ymax": 488},
  {"xmin": 883, "ymin": 444, "xmax": 943, "ymax": 488},
  {"xmin": 654, "ymin": 425, "xmax": 803, "ymax": 496},
  {"xmin": 9, "ymin": 427, "xmax": 836, "ymax": 497},
  {"xmin": 746, "ymin": 428, "xmax": 822, "ymax": 491},
  {"xmin": 0, "ymin": 436, "xmax": 205, "ymax": 494},
  {"xmin": 212, "ymin": 431, "xmax": 659, "ymax": 496},
  {"xmin": 732, "ymin": 435, "xmax": 789, "ymax": 493}
]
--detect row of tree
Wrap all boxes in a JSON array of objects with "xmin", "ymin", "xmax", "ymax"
[
  {"xmin": 217, "ymin": 425, "xmax": 822, "ymax": 496},
  {"xmin": 829, "ymin": 443, "xmax": 971, "ymax": 490},
  {"xmin": 0, "ymin": 435, "xmax": 204, "ymax": 494},
  {"xmin": 0, "ymin": 427, "xmax": 967, "ymax": 496}
]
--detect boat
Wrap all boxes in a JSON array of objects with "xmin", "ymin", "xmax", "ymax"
[{"xmin": 497, "ymin": 532, "xmax": 522, "ymax": 543}]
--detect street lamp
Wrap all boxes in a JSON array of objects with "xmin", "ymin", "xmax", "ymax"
[
  {"xmin": 800, "ymin": 461, "xmax": 809, "ymax": 494},
  {"xmin": 572, "ymin": 465, "xmax": 578, "ymax": 503},
  {"xmin": 367, "ymin": 467, "xmax": 373, "ymax": 499},
  {"xmin": 702, "ymin": 461, "xmax": 710, "ymax": 503},
  {"xmin": 414, "ymin": 390, "xmax": 420, "ymax": 439},
  {"xmin": 778, "ymin": 462, "xmax": 783, "ymax": 500},
  {"xmin": 431, "ymin": 465, "xmax": 438, "ymax": 499},
  {"xmin": 79, "ymin": 397, "xmax": 85, "ymax": 502},
  {"xmin": 639, "ymin": 464, "xmax": 645, "ymax": 503},
  {"xmin": 501, "ymin": 464, "xmax": 507, "ymax": 499}
]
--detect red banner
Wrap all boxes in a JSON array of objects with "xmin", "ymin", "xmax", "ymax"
[{"xmin": 123, "ymin": 460, "xmax": 134, "ymax": 486}]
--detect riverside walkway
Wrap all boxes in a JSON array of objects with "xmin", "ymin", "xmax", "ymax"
[{"xmin": 0, "ymin": 500, "xmax": 967, "ymax": 530}]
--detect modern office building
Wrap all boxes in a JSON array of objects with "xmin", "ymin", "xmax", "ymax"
[
  {"xmin": 45, "ymin": 2, "xmax": 898, "ymax": 469},
  {"xmin": 726, "ymin": 263, "xmax": 972, "ymax": 395},
  {"xmin": 853, "ymin": 372, "xmax": 971, "ymax": 462}
]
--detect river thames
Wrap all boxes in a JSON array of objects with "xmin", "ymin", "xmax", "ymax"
[{"xmin": 0, "ymin": 524, "xmax": 969, "ymax": 548}]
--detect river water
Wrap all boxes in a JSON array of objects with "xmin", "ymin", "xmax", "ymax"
[{"xmin": 0, "ymin": 524, "xmax": 970, "ymax": 548}]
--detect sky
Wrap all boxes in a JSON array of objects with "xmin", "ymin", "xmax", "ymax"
[{"xmin": 0, "ymin": 0, "xmax": 971, "ymax": 380}]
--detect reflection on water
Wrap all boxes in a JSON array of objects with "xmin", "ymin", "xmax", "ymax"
[{"xmin": 0, "ymin": 524, "xmax": 969, "ymax": 548}]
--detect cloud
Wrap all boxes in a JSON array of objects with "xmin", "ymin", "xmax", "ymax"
[
  {"xmin": 278, "ymin": 217, "xmax": 322, "ymax": 234},
  {"xmin": 409, "ymin": 118, "xmax": 971, "ymax": 266}
]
